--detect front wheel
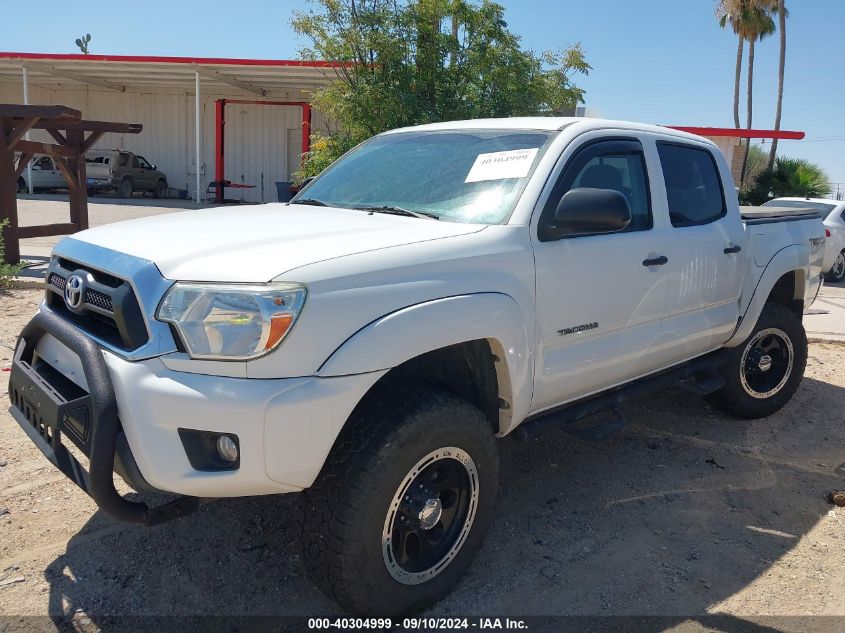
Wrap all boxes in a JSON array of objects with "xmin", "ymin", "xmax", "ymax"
[
  {"xmin": 825, "ymin": 251, "xmax": 845, "ymax": 283},
  {"xmin": 152, "ymin": 179, "xmax": 167, "ymax": 199},
  {"xmin": 119, "ymin": 177, "xmax": 133, "ymax": 198},
  {"xmin": 706, "ymin": 302, "xmax": 807, "ymax": 419},
  {"xmin": 298, "ymin": 387, "xmax": 499, "ymax": 615}
]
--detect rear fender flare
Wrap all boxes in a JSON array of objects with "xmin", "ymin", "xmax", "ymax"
[
  {"xmin": 725, "ymin": 244, "xmax": 809, "ymax": 347},
  {"xmin": 317, "ymin": 293, "xmax": 533, "ymax": 435}
]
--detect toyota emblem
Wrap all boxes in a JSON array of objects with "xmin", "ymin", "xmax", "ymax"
[{"xmin": 64, "ymin": 274, "xmax": 85, "ymax": 310}]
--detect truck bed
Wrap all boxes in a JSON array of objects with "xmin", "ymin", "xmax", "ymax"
[{"xmin": 741, "ymin": 205, "xmax": 821, "ymax": 225}]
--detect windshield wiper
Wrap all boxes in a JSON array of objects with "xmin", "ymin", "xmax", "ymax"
[
  {"xmin": 353, "ymin": 205, "xmax": 440, "ymax": 220},
  {"xmin": 292, "ymin": 198, "xmax": 330, "ymax": 207}
]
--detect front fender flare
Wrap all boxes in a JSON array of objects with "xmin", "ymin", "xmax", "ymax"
[
  {"xmin": 317, "ymin": 293, "xmax": 533, "ymax": 435},
  {"xmin": 725, "ymin": 243, "xmax": 809, "ymax": 347}
]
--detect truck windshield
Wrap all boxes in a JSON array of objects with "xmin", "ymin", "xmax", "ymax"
[{"xmin": 292, "ymin": 129, "xmax": 558, "ymax": 224}]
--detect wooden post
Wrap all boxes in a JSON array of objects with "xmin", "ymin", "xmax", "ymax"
[
  {"xmin": 0, "ymin": 118, "xmax": 20, "ymax": 264},
  {"xmin": 66, "ymin": 129, "xmax": 89, "ymax": 231},
  {"xmin": 0, "ymin": 104, "xmax": 142, "ymax": 264}
]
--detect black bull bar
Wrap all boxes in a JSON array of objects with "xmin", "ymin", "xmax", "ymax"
[{"xmin": 7, "ymin": 309, "xmax": 198, "ymax": 526}]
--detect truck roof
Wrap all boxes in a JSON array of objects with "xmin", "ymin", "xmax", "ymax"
[{"xmin": 383, "ymin": 117, "xmax": 711, "ymax": 145}]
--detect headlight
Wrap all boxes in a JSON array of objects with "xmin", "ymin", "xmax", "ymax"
[{"xmin": 156, "ymin": 282, "xmax": 306, "ymax": 360}]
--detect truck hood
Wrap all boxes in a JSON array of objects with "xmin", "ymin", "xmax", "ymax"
[{"xmin": 66, "ymin": 203, "xmax": 485, "ymax": 282}]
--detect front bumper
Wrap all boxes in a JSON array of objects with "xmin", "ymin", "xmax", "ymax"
[{"xmin": 9, "ymin": 309, "xmax": 385, "ymax": 524}]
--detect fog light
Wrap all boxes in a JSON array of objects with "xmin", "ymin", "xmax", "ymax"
[{"xmin": 216, "ymin": 435, "xmax": 239, "ymax": 463}]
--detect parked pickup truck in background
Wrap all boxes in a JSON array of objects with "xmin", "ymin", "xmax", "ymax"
[
  {"xmin": 764, "ymin": 197, "xmax": 845, "ymax": 283},
  {"xmin": 16, "ymin": 155, "xmax": 68, "ymax": 192},
  {"xmin": 7, "ymin": 118, "xmax": 826, "ymax": 616},
  {"xmin": 85, "ymin": 150, "xmax": 168, "ymax": 198}
]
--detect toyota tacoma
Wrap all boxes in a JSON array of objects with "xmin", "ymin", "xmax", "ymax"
[{"xmin": 7, "ymin": 118, "xmax": 826, "ymax": 615}]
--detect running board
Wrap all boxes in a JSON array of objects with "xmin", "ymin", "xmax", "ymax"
[
  {"xmin": 512, "ymin": 350, "xmax": 731, "ymax": 442},
  {"xmin": 674, "ymin": 366, "xmax": 725, "ymax": 396}
]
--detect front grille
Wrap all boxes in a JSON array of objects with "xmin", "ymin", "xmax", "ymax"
[
  {"xmin": 48, "ymin": 272, "xmax": 66, "ymax": 290},
  {"xmin": 85, "ymin": 289, "xmax": 114, "ymax": 312},
  {"xmin": 45, "ymin": 259, "xmax": 148, "ymax": 351}
]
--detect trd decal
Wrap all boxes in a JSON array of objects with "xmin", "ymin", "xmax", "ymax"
[{"xmin": 557, "ymin": 322, "xmax": 599, "ymax": 336}]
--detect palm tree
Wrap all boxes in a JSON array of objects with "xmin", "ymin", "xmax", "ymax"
[
  {"xmin": 767, "ymin": 0, "xmax": 787, "ymax": 170},
  {"xmin": 754, "ymin": 156, "xmax": 831, "ymax": 200},
  {"xmin": 717, "ymin": 0, "xmax": 748, "ymax": 129},
  {"xmin": 717, "ymin": 1, "xmax": 775, "ymax": 186}
]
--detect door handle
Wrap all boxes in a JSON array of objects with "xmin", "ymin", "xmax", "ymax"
[
  {"xmin": 724, "ymin": 244, "xmax": 742, "ymax": 254},
  {"xmin": 642, "ymin": 255, "xmax": 668, "ymax": 267}
]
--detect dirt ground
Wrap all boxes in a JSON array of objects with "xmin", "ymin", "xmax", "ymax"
[{"xmin": 1, "ymin": 288, "xmax": 844, "ymax": 631}]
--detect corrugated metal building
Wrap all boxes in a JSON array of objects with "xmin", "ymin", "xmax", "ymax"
[
  {"xmin": 0, "ymin": 52, "xmax": 336, "ymax": 203},
  {"xmin": 0, "ymin": 53, "xmax": 805, "ymax": 202}
]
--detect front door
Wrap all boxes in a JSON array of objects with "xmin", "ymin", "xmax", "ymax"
[
  {"xmin": 531, "ymin": 136, "xmax": 674, "ymax": 412},
  {"xmin": 133, "ymin": 155, "xmax": 154, "ymax": 190}
]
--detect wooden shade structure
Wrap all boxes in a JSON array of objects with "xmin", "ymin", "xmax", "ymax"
[{"xmin": 0, "ymin": 103, "xmax": 142, "ymax": 264}]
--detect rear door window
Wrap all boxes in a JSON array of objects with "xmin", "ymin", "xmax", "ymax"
[{"xmin": 657, "ymin": 143, "xmax": 726, "ymax": 227}]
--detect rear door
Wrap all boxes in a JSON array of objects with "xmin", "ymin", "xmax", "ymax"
[
  {"xmin": 531, "ymin": 134, "xmax": 674, "ymax": 411},
  {"xmin": 656, "ymin": 140, "xmax": 748, "ymax": 355}
]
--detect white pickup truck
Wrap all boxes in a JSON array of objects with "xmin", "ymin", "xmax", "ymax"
[{"xmin": 8, "ymin": 118, "xmax": 826, "ymax": 615}]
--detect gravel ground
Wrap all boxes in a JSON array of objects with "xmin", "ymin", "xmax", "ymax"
[{"xmin": 1, "ymin": 288, "xmax": 844, "ymax": 631}]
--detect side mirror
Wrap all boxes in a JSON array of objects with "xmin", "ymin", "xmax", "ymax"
[
  {"xmin": 150, "ymin": 164, "xmax": 157, "ymax": 170},
  {"xmin": 553, "ymin": 187, "xmax": 631, "ymax": 236},
  {"xmin": 300, "ymin": 176, "xmax": 315, "ymax": 189}
]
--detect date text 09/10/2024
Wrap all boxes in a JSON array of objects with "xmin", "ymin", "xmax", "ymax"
[{"xmin": 307, "ymin": 617, "xmax": 528, "ymax": 630}]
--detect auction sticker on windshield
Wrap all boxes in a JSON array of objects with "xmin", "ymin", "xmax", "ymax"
[{"xmin": 465, "ymin": 148, "xmax": 539, "ymax": 183}]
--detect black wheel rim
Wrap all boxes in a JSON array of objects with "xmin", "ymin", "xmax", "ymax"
[
  {"xmin": 382, "ymin": 447, "xmax": 478, "ymax": 585},
  {"xmin": 740, "ymin": 327, "xmax": 794, "ymax": 399}
]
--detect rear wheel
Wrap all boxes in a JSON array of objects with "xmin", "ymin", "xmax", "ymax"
[
  {"xmin": 825, "ymin": 251, "xmax": 845, "ymax": 283},
  {"xmin": 17, "ymin": 177, "xmax": 26, "ymax": 193},
  {"xmin": 119, "ymin": 177, "xmax": 133, "ymax": 198},
  {"xmin": 298, "ymin": 387, "xmax": 499, "ymax": 615},
  {"xmin": 706, "ymin": 302, "xmax": 807, "ymax": 419}
]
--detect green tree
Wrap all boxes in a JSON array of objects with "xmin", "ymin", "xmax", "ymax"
[
  {"xmin": 746, "ymin": 156, "xmax": 831, "ymax": 204},
  {"xmin": 740, "ymin": 143, "xmax": 769, "ymax": 195},
  {"xmin": 292, "ymin": 0, "xmax": 590, "ymax": 178}
]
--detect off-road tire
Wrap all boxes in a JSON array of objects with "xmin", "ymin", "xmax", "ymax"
[
  {"xmin": 706, "ymin": 302, "xmax": 807, "ymax": 419},
  {"xmin": 119, "ymin": 177, "xmax": 133, "ymax": 198},
  {"xmin": 297, "ymin": 387, "xmax": 499, "ymax": 616}
]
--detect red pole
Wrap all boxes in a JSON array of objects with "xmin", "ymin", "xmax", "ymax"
[
  {"xmin": 214, "ymin": 99, "xmax": 226, "ymax": 203},
  {"xmin": 301, "ymin": 103, "xmax": 312, "ymax": 156}
]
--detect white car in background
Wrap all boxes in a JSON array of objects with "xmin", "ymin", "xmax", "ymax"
[
  {"xmin": 16, "ymin": 155, "xmax": 68, "ymax": 192},
  {"xmin": 763, "ymin": 197, "xmax": 845, "ymax": 283}
]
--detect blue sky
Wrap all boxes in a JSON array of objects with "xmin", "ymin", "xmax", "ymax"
[{"xmin": 4, "ymin": 0, "xmax": 844, "ymax": 189}]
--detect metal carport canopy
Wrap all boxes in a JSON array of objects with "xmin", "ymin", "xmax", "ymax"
[
  {"xmin": 0, "ymin": 52, "xmax": 338, "ymax": 94},
  {"xmin": 0, "ymin": 52, "xmax": 339, "ymax": 201}
]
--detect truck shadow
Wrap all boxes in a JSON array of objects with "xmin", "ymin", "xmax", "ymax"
[{"xmin": 42, "ymin": 373, "xmax": 845, "ymax": 631}]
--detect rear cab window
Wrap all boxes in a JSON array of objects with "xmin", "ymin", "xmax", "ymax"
[{"xmin": 657, "ymin": 142, "xmax": 726, "ymax": 227}]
